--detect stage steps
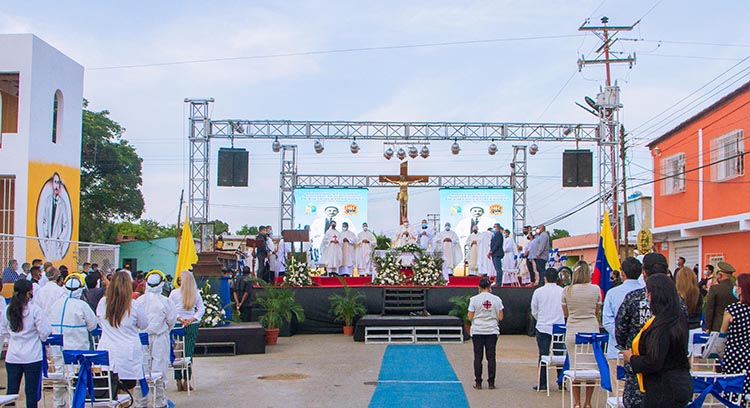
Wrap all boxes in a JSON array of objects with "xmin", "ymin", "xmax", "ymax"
[
  {"xmin": 193, "ymin": 341, "xmax": 236, "ymax": 356},
  {"xmin": 382, "ymin": 288, "xmax": 426, "ymax": 315},
  {"xmin": 365, "ymin": 326, "xmax": 463, "ymax": 344}
]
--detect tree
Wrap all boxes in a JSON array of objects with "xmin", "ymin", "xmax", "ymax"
[
  {"xmin": 550, "ymin": 228, "xmax": 571, "ymax": 241},
  {"xmin": 235, "ymin": 225, "xmax": 258, "ymax": 236},
  {"xmin": 212, "ymin": 219, "xmax": 230, "ymax": 236},
  {"xmin": 116, "ymin": 220, "xmax": 176, "ymax": 241},
  {"xmin": 79, "ymin": 100, "xmax": 144, "ymax": 243}
]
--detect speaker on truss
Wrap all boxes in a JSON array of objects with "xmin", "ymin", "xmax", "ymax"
[
  {"xmin": 218, "ymin": 148, "xmax": 249, "ymax": 187},
  {"xmin": 562, "ymin": 150, "xmax": 593, "ymax": 187}
]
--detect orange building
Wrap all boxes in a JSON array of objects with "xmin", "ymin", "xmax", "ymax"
[{"xmin": 648, "ymin": 81, "xmax": 750, "ymax": 277}]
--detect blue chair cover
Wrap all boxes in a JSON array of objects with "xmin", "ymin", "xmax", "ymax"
[
  {"xmin": 616, "ymin": 365, "xmax": 626, "ymax": 381},
  {"xmin": 552, "ymin": 324, "xmax": 566, "ymax": 334},
  {"xmin": 63, "ymin": 350, "xmax": 109, "ymax": 408},
  {"xmin": 139, "ymin": 332, "xmax": 149, "ymax": 346},
  {"xmin": 558, "ymin": 333, "xmax": 612, "ymax": 392},
  {"xmin": 42, "ymin": 334, "xmax": 64, "ymax": 377},
  {"xmin": 687, "ymin": 374, "xmax": 746, "ymax": 408},
  {"xmin": 170, "ymin": 327, "xmax": 186, "ymax": 365},
  {"xmin": 693, "ymin": 332, "xmax": 709, "ymax": 345}
]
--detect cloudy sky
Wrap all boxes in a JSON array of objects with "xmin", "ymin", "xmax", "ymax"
[{"xmin": 2, "ymin": 1, "xmax": 749, "ymax": 237}]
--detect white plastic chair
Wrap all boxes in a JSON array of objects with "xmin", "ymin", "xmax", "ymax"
[
  {"xmin": 606, "ymin": 354, "xmax": 625, "ymax": 408},
  {"xmin": 538, "ymin": 323, "xmax": 566, "ymax": 396},
  {"xmin": 170, "ymin": 327, "xmax": 194, "ymax": 396},
  {"xmin": 691, "ymin": 371, "xmax": 747, "ymax": 407},
  {"xmin": 63, "ymin": 350, "xmax": 131, "ymax": 407},
  {"xmin": 561, "ymin": 333, "xmax": 607, "ymax": 408},
  {"xmin": 139, "ymin": 332, "xmax": 163, "ymax": 408},
  {"xmin": 42, "ymin": 334, "xmax": 68, "ymax": 408}
]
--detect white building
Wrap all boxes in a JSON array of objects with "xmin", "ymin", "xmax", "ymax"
[
  {"xmin": 620, "ymin": 192, "xmax": 653, "ymax": 243},
  {"xmin": 0, "ymin": 34, "xmax": 84, "ymax": 268}
]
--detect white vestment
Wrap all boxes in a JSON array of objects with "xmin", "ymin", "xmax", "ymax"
[
  {"xmin": 502, "ymin": 235, "xmax": 520, "ymax": 284},
  {"xmin": 339, "ymin": 229, "xmax": 357, "ymax": 275},
  {"xmin": 477, "ymin": 231, "xmax": 494, "ymax": 277},
  {"xmin": 417, "ymin": 226, "xmax": 434, "ymax": 250},
  {"xmin": 272, "ymin": 239, "xmax": 290, "ymax": 276},
  {"xmin": 432, "ymin": 230, "xmax": 462, "ymax": 280},
  {"xmin": 394, "ymin": 224, "xmax": 417, "ymax": 247},
  {"xmin": 321, "ymin": 228, "xmax": 344, "ymax": 271},
  {"xmin": 355, "ymin": 229, "xmax": 376, "ymax": 276},
  {"xmin": 465, "ymin": 233, "xmax": 480, "ymax": 275}
]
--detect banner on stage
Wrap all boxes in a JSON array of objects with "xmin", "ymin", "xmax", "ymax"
[
  {"xmin": 294, "ymin": 188, "xmax": 369, "ymax": 262},
  {"xmin": 439, "ymin": 188, "xmax": 513, "ymax": 259}
]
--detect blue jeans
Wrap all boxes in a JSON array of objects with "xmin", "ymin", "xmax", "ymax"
[
  {"xmin": 492, "ymin": 255, "xmax": 503, "ymax": 278},
  {"xmin": 6, "ymin": 360, "xmax": 42, "ymax": 408}
]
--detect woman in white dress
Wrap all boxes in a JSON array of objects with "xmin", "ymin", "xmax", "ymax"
[
  {"xmin": 96, "ymin": 271, "xmax": 148, "ymax": 395},
  {"xmin": 169, "ymin": 271, "xmax": 205, "ymax": 392}
]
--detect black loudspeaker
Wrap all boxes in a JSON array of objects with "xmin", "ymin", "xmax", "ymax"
[
  {"xmin": 562, "ymin": 150, "xmax": 593, "ymax": 187},
  {"xmin": 562, "ymin": 151, "xmax": 579, "ymax": 187},
  {"xmin": 577, "ymin": 150, "xmax": 593, "ymax": 187},
  {"xmin": 218, "ymin": 148, "xmax": 249, "ymax": 187}
]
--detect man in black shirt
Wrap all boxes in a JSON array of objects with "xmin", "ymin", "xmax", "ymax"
[
  {"xmin": 256, "ymin": 226, "xmax": 271, "ymax": 283},
  {"xmin": 233, "ymin": 266, "xmax": 255, "ymax": 322}
]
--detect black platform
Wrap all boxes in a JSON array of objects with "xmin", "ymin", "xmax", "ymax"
[
  {"xmin": 353, "ymin": 315, "xmax": 463, "ymax": 342},
  {"xmin": 251, "ymin": 286, "xmax": 534, "ymax": 336},
  {"xmin": 196, "ymin": 323, "xmax": 266, "ymax": 355}
]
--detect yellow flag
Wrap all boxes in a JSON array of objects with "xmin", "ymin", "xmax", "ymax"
[{"xmin": 175, "ymin": 215, "xmax": 198, "ymax": 288}]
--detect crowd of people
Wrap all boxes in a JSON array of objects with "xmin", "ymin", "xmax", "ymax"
[
  {"xmin": 0, "ymin": 258, "xmax": 205, "ymax": 408},
  {"xmin": 469, "ymin": 249, "xmax": 750, "ymax": 408}
]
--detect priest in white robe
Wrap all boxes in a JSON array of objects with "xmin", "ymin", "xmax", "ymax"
[
  {"xmin": 339, "ymin": 222, "xmax": 357, "ymax": 276},
  {"xmin": 432, "ymin": 223, "xmax": 462, "ymax": 281},
  {"xmin": 465, "ymin": 227, "xmax": 480, "ymax": 276},
  {"xmin": 272, "ymin": 237, "xmax": 290, "ymax": 277},
  {"xmin": 320, "ymin": 221, "xmax": 343, "ymax": 274},
  {"xmin": 477, "ymin": 228, "xmax": 494, "ymax": 277},
  {"xmin": 393, "ymin": 218, "xmax": 417, "ymax": 247},
  {"xmin": 501, "ymin": 229, "xmax": 519, "ymax": 284},
  {"xmin": 417, "ymin": 219, "xmax": 433, "ymax": 250},
  {"xmin": 356, "ymin": 222, "xmax": 376, "ymax": 277}
]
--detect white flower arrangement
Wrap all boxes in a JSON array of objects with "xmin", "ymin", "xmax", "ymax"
[
  {"xmin": 200, "ymin": 280, "xmax": 228, "ymax": 328},
  {"xmin": 284, "ymin": 256, "xmax": 313, "ymax": 287},
  {"xmin": 373, "ymin": 253, "xmax": 406, "ymax": 285},
  {"xmin": 411, "ymin": 254, "xmax": 446, "ymax": 286}
]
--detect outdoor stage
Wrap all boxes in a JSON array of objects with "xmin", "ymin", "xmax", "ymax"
[{"xmin": 255, "ymin": 280, "xmax": 535, "ymax": 336}]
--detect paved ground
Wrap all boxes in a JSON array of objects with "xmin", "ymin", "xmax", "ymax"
[{"xmin": 7, "ymin": 334, "xmax": 608, "ymax": 407}]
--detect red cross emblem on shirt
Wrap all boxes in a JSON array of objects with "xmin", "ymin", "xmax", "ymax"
[{"xmin": 482, "ymin": 300, "xmax": 492, "ymax": 310}]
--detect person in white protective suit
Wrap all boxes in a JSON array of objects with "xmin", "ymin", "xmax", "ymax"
[
  {"xmin": 134, "ymin": 270, "xmax": 178, "ymax": 408},
  {"xmin": 47, "ymin": 273, "xmax": 98, "ymax": 408}
]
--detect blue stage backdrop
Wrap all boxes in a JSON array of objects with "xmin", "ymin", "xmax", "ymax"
[
  {"xmin": 438, "ymin": 188, "xmax": 513, "ymax": 258},
  {"xmin": 294, "ymin": 188, "xmax": 369, "ymax": 262}
]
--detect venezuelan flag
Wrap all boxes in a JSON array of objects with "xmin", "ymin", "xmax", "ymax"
[{"xmin": 592, "ymin": 211, "xmax": 621, "ymax": 295}]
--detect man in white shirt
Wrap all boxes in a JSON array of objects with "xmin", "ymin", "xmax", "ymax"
[
  {"xmin": 530, "ymin": 267, "xmax": 565, "ymax": 391},
  {"xmin": 33, "ymin": 267, "xmax": 64, "ymax": 314},
  {"xmin": 468, "ymin": 278, "xmax": 504, "ymax": 390},
  {"xmin": 417, "ymin": 219, "xmax": 433, "ymax": 250},
  {"xmin": 602, "ymin": 256, "xmax": 644, "ymax": 359}
]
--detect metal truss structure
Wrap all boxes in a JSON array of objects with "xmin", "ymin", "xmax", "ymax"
[{"xmin": 186, "ymin": 99, "xmax": 604, "ymax": 236}]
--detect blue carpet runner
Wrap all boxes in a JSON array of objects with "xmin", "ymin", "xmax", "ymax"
[{"xmin": 369, "ymin": 344, "xmax": 469, "ymax": 408}]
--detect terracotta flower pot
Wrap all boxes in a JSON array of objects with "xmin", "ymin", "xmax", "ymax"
[
  {"xmin": 265, "ymin": 328, "xmax": 280, "ymax": 345},
  {"xmin": 343, "ymin": 325, "xmax": 354, "ymax": 336}
]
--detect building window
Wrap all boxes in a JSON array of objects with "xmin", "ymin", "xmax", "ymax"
[
  {"xmin": 661, "ymin": 153, "xmax": 686, "ymax": 195},
  {"xmin": 711, "ymin": 129, "xmax": 744, "ymax": 181},
  {"xmin": 51, "ymin": 90, "xmax": 63, "ymax": 144},
  {"xmin": 0, "ymin": 175, "xmax": 15, "ymax": 270},
  {"xmin": 627, "ymin": 214, "xmax": 635, "ymax": 232}
]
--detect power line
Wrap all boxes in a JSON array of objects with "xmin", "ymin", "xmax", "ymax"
[{"xmin": 87, "ymin": 34, "xmax": 585, "ymax": 71}]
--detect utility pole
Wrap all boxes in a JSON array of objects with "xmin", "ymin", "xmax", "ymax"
[{"xmin": 578, "ymin": 16, "xmax": 637, "ymax": 254}]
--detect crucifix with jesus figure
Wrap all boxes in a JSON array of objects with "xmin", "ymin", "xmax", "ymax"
[{"xmin": 379, "ymin": 161, "xmax": 429, "ymax": 224}]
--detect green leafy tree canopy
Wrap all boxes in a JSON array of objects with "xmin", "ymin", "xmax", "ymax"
[
  {"xmin": 235, "ymin": 225, "xmax": 259, "ymax": 236},
  {"xmin": 550, "ymin": 228, "xmax": 571, "ymax": 241}
]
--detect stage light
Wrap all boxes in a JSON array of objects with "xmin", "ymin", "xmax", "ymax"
[
  {"xmin": 350, "ymin": 140, "xmax": 360, "ymax": 154},
  {"xmin": 408, "ymin": 146, "xmax": 418, "ymax": 159},
  {"xmin": 563, "ymin": 126, "xmax": 574, "ymax": 136},
  {"xmin": 272, "ymin": 138, "xmax": 281, "ymax": 153},
  {"xmin": 384, "ymin": 146, "xmax": 394, "ymax": 160},
  {"xmin": 396, "ymin": 147, "xmax": 406, "ymax": 161},
  {"xmin": 529, "ymin": 143, "xmax": 539, "ymax": 155},
  {"xmin": 451, "ymin": 140, "xmax": 461, "ymax": 155},
  {"xmin": 488, "ymin": 143, "xmax": 498, "ymax": 155},
  {"xmin": 314, "ymin": 140, "xmax": 325, "ymax": 154},
  {"xmin": 420, "ymin": 145, "xmax": 430, "ymax": 159}
]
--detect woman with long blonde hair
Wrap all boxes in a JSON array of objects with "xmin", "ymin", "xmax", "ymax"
[
  {"xmin": 675, "ymin": 266, "xmax": 703, "ymax": 352},
  {"xmin": 96, "ymin": 271, "xmax": 148, "ymax": 394},
  {"xmin": 561, "ymin": 261, "xmax": 602, "ymax": 408},
  {"xmin": 168, "ymin": 271, "xmax": 205, "ymax": 391}
]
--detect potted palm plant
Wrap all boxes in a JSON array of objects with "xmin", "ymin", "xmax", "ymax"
[
  {"xmin": 254, "ymin": 283, "xmax": 305, "ymax": 345},
  {"xmin": 329, "ymin": 279, "xmax": 367, "ymax": 336},
  {"xmin": 448, "ymin": 294, "xmax": 472, "ymax": 339}
]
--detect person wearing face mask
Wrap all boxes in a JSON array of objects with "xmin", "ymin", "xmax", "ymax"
[
  {"xmin": 47, "ymin": 273, "xmax": 98, "ymax": 408},
  {"xmin": 321, "ymin": 221, "xmax": 344, "ymax": 275},
  {"xmin": 135, "ymin": 270, "xmax": 178, "ymax": 408},
  {"xmin": 705, "ymin": 262, "xmax": 738, "ymax": 333},
  {"xmin": 394, "ymin": 217, "xmax": 417, "ymax": 247},
  {"xmin": 418, "ymin": 219, "xmax": 434, "ymax": 250},
  {"xmin": 356, "ymin": 223, "xmax": 376, "ymax": 277},
  {"xmin": 718, "ymin": 273, "xmax": 750, "ymax": 402},
  {"xmin": 432, "ymin": 223, "xmax": 462, "ymax": 281},
  {"xmin": 489, "ymin": 224, "xmax": 505, "ymax": 282},
  {"xmin": 477, "ymin": 228, "xmax": 494, "ymax": 278},
  {"xmin": 465, "ymin": 226, "xmax": 481, "ymax": 276},
  {"xmin": 338, "ymin": 222, "xmax": 357, "ymax": 276}
]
